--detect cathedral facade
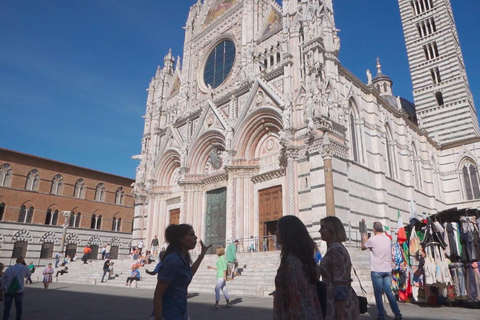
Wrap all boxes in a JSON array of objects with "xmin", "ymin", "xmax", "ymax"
[{"xmin": 133, "ymin": 0, "xmax": 480, "ymax": 250}]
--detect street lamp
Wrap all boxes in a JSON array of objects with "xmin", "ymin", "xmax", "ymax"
[{"xmin": 60, "ymin": 211, "xmax": 72, "ymax": 254}]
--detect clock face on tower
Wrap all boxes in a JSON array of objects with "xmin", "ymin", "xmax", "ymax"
[{"xmin": 203, "ymin": 40, "xmax": 235, "ymax": 89}]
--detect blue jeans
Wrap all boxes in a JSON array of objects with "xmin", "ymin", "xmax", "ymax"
[
  {"xmin": 371, "ymin": 272, "xmax": 401, "ymax": 319},
  {"xmin": 3, "ymin": 292, "xmax": 23, "ymax": 320}
]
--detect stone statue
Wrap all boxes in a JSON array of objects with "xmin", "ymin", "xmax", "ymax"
[
  {"xmin": 396, "ymin": 96, "xmax": 402, "ymax": 110},
  {"xmin": 282, "ymin": 106, "xmax": 291, "ymax": 128},
  {"xmin": 366, "ymin": 69, "xmax": 372, "ymax": 85},
  {"xmin": 225, "ymin": 126, "xmax": 233, "ymax": 150}
]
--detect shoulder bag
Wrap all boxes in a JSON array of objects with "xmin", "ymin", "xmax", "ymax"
[{"xmin": 352, "ymin": 266, "xmax": 368, "ymax": 314}]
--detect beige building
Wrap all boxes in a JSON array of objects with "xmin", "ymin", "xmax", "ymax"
[
  {"xmin": 133, "ymin": 0, "xmax": 480, "ymax": 251},
  {"xmin": 0, "ymin": 148, "xmax": 135, "ymax": 263}
]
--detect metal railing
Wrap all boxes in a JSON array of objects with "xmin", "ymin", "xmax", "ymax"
[{"xmin": 196, "ymin": 235, "xmax": 279, "ymax": 255}]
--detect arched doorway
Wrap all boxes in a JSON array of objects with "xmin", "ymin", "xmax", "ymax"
[
  {"xmin": 259, "ymin": 186, "xmax": 282, "ymax": 251},
  {"xmin": 65, "ymin": 244, "xmax": 77, "ymax": 260},
  {"xmin": 110, "ymin": 246, "xmax": 119, "ymax": 259}
]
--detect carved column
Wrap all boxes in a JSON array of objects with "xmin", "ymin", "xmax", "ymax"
[
  {"xmin": 321, "ymin": 133, "xmax": 336, "ymax": 216},
  {"xmin": 226, "ymin": 175, "xmax": 235, "ymax": 242},
  {"xmin": 284, "ymin": 147, "xmax": 299, "ymax": 215},
  {"xmin": 132, "ymin": 194, "xmax": 147, "ymax": 242}
]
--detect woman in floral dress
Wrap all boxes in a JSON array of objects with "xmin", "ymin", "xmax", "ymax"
[
  {"xmin": 319, "ymin": 216, "xmax": 359, "ymax": 320},
  {"xmin": 42, "ymin": 263, "xmax": 54, "ymax": 289},
  {"xmin": 273, "ymin": 215, "xmax": 322, "ymax": 320}
]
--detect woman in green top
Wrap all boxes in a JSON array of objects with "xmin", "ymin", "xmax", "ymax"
[{"xmin": 207, "ymin": 247, "xmax": 231, "ymax": 309}]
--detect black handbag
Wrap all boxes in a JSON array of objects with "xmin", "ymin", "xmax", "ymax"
[
  {"xmin": 352, "ymin": 266, "xmax": 368, "ymax": 314},
  {"xmin": 316, "ymin": 280, "xmax": 327, "ymax": 318}
]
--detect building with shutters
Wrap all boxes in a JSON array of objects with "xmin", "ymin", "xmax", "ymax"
[
  {"xmin": 0, "ymin": 148, "xmax": 134, "ymax": 263},
  {"xmin": 133, "ymin": 0, "xmax": 480, "ymax": 251}
]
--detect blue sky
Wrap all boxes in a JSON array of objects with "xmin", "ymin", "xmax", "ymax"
[{"xmin": 1, "ymin": 0, "xmax": 479, "ymax": 179}]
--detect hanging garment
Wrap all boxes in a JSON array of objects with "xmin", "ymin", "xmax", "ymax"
[
  {"xmin": 446, "ymin": 223, "xmax": 459, "ymax": 259},
  {"xmin": 409, "ymin": 228, "xmax": 421, "ymax": 256},
  {"xmin": 424, "ymin": 246, "xmax": 436, "ymax": 285},
  {"xmin": 443, "ymin": 222, "xmax": 451, "ymax": 258}
]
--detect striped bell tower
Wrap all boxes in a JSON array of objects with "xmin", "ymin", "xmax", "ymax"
[{"xmin": 397, "ymin": 0, "xmax": 479, "ymax": 144}]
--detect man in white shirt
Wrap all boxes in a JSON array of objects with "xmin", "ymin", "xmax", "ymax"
[
  {"xmin": 1, "ymin": 256, "xmax": 30, "ymax": 320},
  {"xmin": 361, "ymin": 222, "xmax": 402, "ymax": 320},
  {"xmin": 137, "ymin": 240, "xmax": 144, "ymax": 254}
]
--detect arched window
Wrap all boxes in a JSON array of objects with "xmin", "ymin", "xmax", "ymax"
[
  {"xmin": 70, "ymin": 212, "xmax": 81, "ymax": 227},
  {"xmin": 95, "ymin": 183, "xmax": 106, "ymax": 202},
  {"xmin": 75, "ymin": 213, "xmax": 81, "ymax": 227},
  {"xmin": 96, "ymin": 215, "xmax": 102, "ymax": 230},
  {"xmin": 385, "ymin": 125, "xmax": 396, "ymax": 178},
  {"xmin": 115, "ymin": 187, "xmax": 124, "ymax": 205},
  {"xmin": 462, "ymin": 159, "xmax": 480, "ymax": 200},
  {"xmin": 111, "ymin": 214, "xmax": 121, "ymax": 231},
  {"xmin": 412, "ymin": 143, "xmax": 422, "ymax": 190},
  {"xmin": 91, "ymin": 214, "xmax": 96, "ymax": 229},
  {"xmin": 117, "ymin": 218, "xmax": 122, "ymax": 232},
  {"xmin": 348, "ymin": 99, "xmax": 361, "ymax": 162},
  {"xmin": 45, "ymin": 209, "xmax": 59, "ymax": 225},
  {"xmin": 25, "ymin": 169, "xmax": 40, "ymax": 191},
  {"xmin": 18, "ymin": 205, "xmax": 26, "ymax": 223},
  {"xmin": 18, "ymin": 205, "xmax": 33, "ymax": 223},
  {"xmin": 91, "ymin": 214, "xmax": 101, "ymax": 230},
  {"xmin": 74, "ymin": 179, "xmax": 85, "ymax": 199},
  {"xmin": 435, "ymin": 92, "xmax": 444, "ymax": 106},
  {"xmin": 0, "ymin": 202, "xmax": 5, "ymax": 220},
  {"xmin": 50, "ymin": 174, "xmax": 63, "ymax": 195},
  {"xmin": 26, "ymin": 206, "xmax": 34, "ymax": 223},
  {"xmin": 0, "ymin": 163, "xmax": 12, "ymax": 187}
]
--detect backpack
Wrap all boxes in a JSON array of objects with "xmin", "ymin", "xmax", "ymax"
[{"xmin": 6, "ymin": 269, "xmax": 22, "ymax": 294}]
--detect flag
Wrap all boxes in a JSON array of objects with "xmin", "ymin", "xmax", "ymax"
[
  {"xmin": 384, "ymin": 224, "xmax": 392, "ymax": 240},
  {"xmin": 397, "ymin": 210, "xmax": 407, "ymax": 244}
]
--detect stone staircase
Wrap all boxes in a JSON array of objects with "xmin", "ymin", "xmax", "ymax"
[{"xmin": 50, "ymin": 247, "xmax": 374, "ymax": 299}]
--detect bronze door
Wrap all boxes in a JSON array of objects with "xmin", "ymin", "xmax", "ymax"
[
  {"xmin": 205, "ymin": 187, "xmax": 227, "ymax": 253},
  {"xmin": 169, "ymin": 209, "xmax": 180, "ymax": 225},
  {"xmin": 259, "ymin": 186, "xmax": 282, "ymax": 251}
]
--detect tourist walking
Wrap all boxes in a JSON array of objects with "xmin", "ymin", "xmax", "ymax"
[
  {"xmin": 226, "ymin": 239, "xmax": 239, "ymax": 279},
  {"xmin": 137, "ymin": 240, "xmax": 144, "ymax": 254},
  {"xmin": 273, "ymin": 215, "xmax": 322, "ymax": 320},
  {"xmin": 42, "ymin": 263, "xmax": 54, "ymax": 289},
  {"xmin": 207, "ymin": 247, "xmax": 231, "ymax": 309},
  {"xmin": 153, "ymin": 224, "xmax": 211, "ymax": 320},
  {"xmin": 105, "ymin": 244, "xmax": 111, "ymax": 259},
  {"xmin": 151, "ymin": 235, "xmax": 159, "ymax": 258},
  {"xmin": 319, "ymin": 216, "xmax": 359, "ymax": 320},
  {"xmin": 54, "ymin": 251, "xmax": 62, "ymax": 268},
  {"xmin": 26, "ymin": 262, "xmax": 35, "ymax": 284},
  {"xmin": 101, "ymin": 258, "xmax": 111, "ymax": 283},
  {"xmin": 361, "ymin": 222, "xmax": 402, "ymax": 320},
  {"xmin": 82, "ymin": 246, "xmax": 91, "ymax": 264},
  {"xmin": 1, "ymin": 256, "xmax": 30, "ymax": 320}
]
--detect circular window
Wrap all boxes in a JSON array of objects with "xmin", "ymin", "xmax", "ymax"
[{"xmin": 203, "ymin": 40, "xmax": 235, "ymax": 89}]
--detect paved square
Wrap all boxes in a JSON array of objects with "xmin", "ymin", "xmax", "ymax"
[{"xmin": 9, "ymin": 283, "xmax": 478, "ymax": 320}]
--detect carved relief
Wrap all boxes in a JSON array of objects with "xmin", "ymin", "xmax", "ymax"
[
  {"xmin": 11, "ymin": 229, "xmax": 33, "ymax": 243},
  {"xmin": 66, "ymin": 233, "xmax": 82, "ymax": 245},
  {"xmin": 87, "ymin": 234, "xmax": 102, "ymax": 246},
  {"xmin": 109, "ymin": 236, "xmax": 122, "ymax": 248},
  {"xmin": 39, "ymin": 231, "xmax": 60, "ymax": 244}
]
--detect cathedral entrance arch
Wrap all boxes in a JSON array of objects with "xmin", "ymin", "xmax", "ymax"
[
  {"xmin": 205, "ymin": 187, "xmax": 227, "ymax": 253},
  {"xmin": 259, "ymin": 186, "xmax": 282, "ymax": 251}
]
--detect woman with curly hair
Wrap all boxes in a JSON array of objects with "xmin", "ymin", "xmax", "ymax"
[
  {"xmin": 319, "ymin": 216, "xmax": 359, "ymax": 320},
  {"xmin": 273, "ymin": 215, "xmax": 322, "ymax": 320}
]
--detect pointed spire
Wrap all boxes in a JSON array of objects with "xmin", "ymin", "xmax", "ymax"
[{"xmin": 376, "ymin": 57, "xmax": 382, "ymax": 75}]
